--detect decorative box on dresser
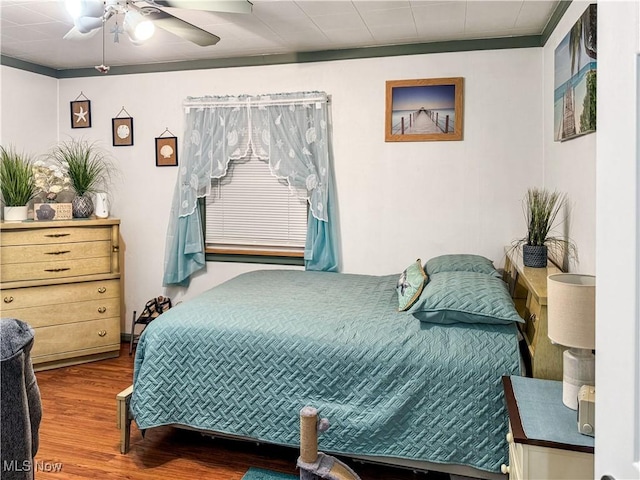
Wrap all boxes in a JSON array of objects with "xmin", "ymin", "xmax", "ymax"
[
  {"xmin": 501, "ymin": 376, "xmax": 594, "ymax": 480},
  {"xmin": 503, "ymin": 248, "xmax": 564, "ymax": 380},
  {"xmin": 0, "ymin": 218, "xmax": 122, "ymax": 371}
]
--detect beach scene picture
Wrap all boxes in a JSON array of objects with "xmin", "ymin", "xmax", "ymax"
[
  {"xmin": 554, "ymin": 4, "xmax": 597, "ymax": 142},
  {"xmin": 385, "ymin": 78, "xmax": 463, "ymax": 142}
]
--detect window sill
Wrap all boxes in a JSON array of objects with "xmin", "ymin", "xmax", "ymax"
[{"xmin": 205, "ymin": 250, "xmax": 304, "ymax": 266}]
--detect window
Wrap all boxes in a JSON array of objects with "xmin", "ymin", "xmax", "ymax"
[{"xmin": 204, "ymin": 154, "xmax": 308, "ymax": 259}]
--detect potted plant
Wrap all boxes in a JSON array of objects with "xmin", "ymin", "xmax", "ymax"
[
  {"xmin": 0, "ymin": 146, "xmax": 38, "ymax": 221},
  {"xmin": 513, "ymin": 187, "xmax": 576, "ymax": 268},
  {"xmin": 49, "ymin": 139, "xmax": 115, "ymax": 218}
]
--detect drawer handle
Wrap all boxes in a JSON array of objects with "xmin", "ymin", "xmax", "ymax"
[
  {"xmin": 98, "ymin": 287, "xmax": 107, "ymax": 294},
  {"xmin": 98, "ymin": 330, "xmax": 107, "ymax": 337},
  {"xmin": 500, "ymin": 464, "xmax": 510, "ymax": 475},
  {"xmin": 3, "ymin": 296, "xmax": 14, "ymax": 304},
  {"xmin": 113, "ymin": 245, "xmax": 120, "ymax": 253},
  {"xmin": 44, "ymin": 268, "xmax": 70, "ymax": 273},
  {"xmin": 529, "ymin": 313, "xmax": 537, "ymax": 323},
  {"xmin": 44, "ymin": 233, "xmax": 70, "ymax": 238},
  {"xmin": 98, "ymin": 307, "xmax": 107, "ymax": 314},
  {"xmin": 45, "ymin": 250, "xmax": 70, "ymax": 256}
]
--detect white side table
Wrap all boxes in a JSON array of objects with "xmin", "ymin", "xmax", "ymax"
[{"xmin": 501, "ymin": 376, "xmax": 594, "ymax": 480}]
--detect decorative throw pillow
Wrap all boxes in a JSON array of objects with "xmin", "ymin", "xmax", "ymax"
[
  {"xmin": 408, "ymin": 271, "xmax": 523, "ymax": 325},
  {"xmin": 397, "ymin": 259, "xmax": 428, "ymax": 311},
  {"xmin": 425, "ymin": 254, "xmax": 500, "ymax": 277}
]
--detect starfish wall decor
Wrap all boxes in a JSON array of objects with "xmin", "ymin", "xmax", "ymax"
[{"xmin": 70, "ymin": 96, "xmax": 92, "ymax": 129}]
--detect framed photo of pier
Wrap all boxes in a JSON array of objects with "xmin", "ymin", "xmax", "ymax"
[{"xmin": 385, "ymin": 77, "xmax": 464, "ymax": 142}]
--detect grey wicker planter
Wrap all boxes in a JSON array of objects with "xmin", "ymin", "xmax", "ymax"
[
  {"xmin": 523, "ymin": 244, "xmax": 548, "ymax": 268},
  {"xmin": 72, "ymin": 194, "xmax": 94, "ymax": 218}
]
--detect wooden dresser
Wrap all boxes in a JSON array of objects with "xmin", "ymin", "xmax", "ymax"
[
  {"xmin": 0, "ymin": 218, "xmax": 122, "ymax": 370},
  {"xmin": 503, "ymin": 248, "xmax": 564, "ymax": 380}
]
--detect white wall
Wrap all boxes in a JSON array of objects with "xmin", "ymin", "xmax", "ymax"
[
  {"xmin": 595, "ymin": 1, "xmax": 640, "ymax": 478},
  {"xmin": 545, "ymin": 2, "xmax": 640, "ymax": 476},
  {"xmin": 0, "ymin": 67, "xmax": 58, "ymax": 155},
  {"xmin": 2, "ymin": 47, "xmax": 543, "ymax": 331},
  {"xmin": 542, "ymin": 1, "xmax": 597, "ymax": 274}
]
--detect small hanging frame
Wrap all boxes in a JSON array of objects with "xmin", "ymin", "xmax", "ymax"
[
  {"xmin": 155, "ymin": 127, "xmax": 178, "ymax": 167},
  {"xmin": 70, "ymin": 92, "xmax": 91, "ymax": 129},
  {"xmin": 112, "ymin": 106, "xmax": 134, "ymax": 147}
]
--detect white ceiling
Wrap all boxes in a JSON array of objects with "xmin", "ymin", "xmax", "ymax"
[{"xmin": 0, "ymin": 0, "xmax": 560, "ymax": 72}]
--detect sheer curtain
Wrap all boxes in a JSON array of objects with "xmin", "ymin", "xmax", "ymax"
[{"xmin": 163, "ymin": 91, "xmax": 339, "ymax": 286}]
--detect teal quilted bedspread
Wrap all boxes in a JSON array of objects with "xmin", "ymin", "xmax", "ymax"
[{"xmin": 132, "ymin": 270, "xmax": 520, "ymax": 474}]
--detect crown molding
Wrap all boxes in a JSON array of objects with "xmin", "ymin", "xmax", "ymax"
[{"xmin": 1, "ymin": 1, "xmax": 571, "ymax": 79}]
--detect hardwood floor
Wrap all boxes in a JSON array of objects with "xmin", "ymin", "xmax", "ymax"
[{"xmin": 33, "ymin": 344, "xmax": 442, "ymax": 480}]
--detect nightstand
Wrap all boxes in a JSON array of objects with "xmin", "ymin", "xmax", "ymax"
[
  {"xmin": 501, "ymin": 376, "xmax": 594, "ymax": 480},
  {"xmin": 503, "ymin": 247, "xmax": 564, "ymax": 380}
]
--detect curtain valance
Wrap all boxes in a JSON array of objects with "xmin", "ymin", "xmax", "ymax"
[{"xmin": 163, "ymin": 91, "xmax": 338, "ymax": 286}]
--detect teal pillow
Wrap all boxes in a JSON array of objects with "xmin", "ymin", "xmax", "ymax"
[
  {"xmin": 425, "ymin": 254, "xmax": 500, "ymax": 278},
  {"xmin": 408, "ymin": 271, "xmax": 523, "ymax": 325},
  {"xmin": 397, "ymin": 259, "xmax": 428, "ymax": 311}
]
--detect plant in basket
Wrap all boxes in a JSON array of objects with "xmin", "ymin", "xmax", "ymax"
[
  {"xmin": 49, "ymin": 139, "xmax": 116, "ymax": 218},
  {"xmin": 512, "ymin": 188, "xmax": 577, "ymax": 268}
]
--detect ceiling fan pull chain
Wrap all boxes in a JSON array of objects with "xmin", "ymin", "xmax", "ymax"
[
  {"xmin": 111, "ymin": 18, "xmax": 123, "ymax": 43},
  {"xmin": 94, "ymin": 18, "xmax": 111, "ymax": 74}
]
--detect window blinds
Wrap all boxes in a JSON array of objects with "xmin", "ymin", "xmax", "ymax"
[{"xmin": 205, "ymin": 156, "xmax": 308, "ymax": 253}]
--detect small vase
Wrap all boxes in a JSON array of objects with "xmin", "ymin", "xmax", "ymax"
[
  {"xmin": 523, "ymin": 244, "xmax": 548, "ymax": 268},
  {"xmin": 72, "ymin": 194, "xmax": 94, "ymax": 218},
  {"xmin": 94, "ymin": 192, "xmax": 109, "ymax": 218},
  {"xmin": 3, "ymin": 205, "xmax": 29, "ymax": 222}
]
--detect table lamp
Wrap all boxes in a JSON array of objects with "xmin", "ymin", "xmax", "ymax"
[{"xmin": 547, "ymin": 273, "xmax": 596, "ymax": 410}]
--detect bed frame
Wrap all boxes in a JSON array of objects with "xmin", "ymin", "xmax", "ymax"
[{"xmin": 116, "ymin": 385, "xmax": 504, "ymax": 480}]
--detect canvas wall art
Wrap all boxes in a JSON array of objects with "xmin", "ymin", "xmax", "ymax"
[{"xmin": 554, "ymin": 4, "xmax": 597, "ymax": 142}]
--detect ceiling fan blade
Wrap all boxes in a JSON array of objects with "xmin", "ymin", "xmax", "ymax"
[
  {"xmin": 144, "ymin": 10, "xmax": 221, "ymax": 46},
  {"xmin": 63, "ymin": 26, "xmax": 100, "ymax": 41},
  {"xmin": 152, "ymin": 0, "xmax": 252, "ymax": 14}
]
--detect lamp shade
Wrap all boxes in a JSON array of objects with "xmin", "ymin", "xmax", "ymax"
[{"xmin": 547, "ymin": 273, "xmax": 596, "ymax": 350}]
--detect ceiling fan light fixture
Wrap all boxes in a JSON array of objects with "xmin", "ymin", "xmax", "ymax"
[{"xmin": 124, "ymin": 10, "xmax": 155, "ymax": 44}]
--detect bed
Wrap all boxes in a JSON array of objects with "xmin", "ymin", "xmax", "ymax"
[{"xmin": 122, "ymin": 256, "xmax": 523, "ymax": 479}]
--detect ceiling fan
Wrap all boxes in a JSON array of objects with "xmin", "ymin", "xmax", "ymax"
[{"xmin": 63, "ymin": 0, "xmax": 253, "ymax": 47}]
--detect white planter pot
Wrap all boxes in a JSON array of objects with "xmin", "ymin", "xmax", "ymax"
[{"xmin": 3, "ymin": 205, "xmax": 29, "ymax": 222}]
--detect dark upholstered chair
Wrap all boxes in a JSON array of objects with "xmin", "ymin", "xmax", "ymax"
[{"xmin": 1, "ymin": 318, "xmax": 42, "ymax": 480}]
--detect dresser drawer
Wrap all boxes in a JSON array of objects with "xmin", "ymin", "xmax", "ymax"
[
  {"xmin": 1, "ymin": 240, "xmax": 111, "ymax": 266},
  {"xmin": 1, "ymin": 280, "xmax": 119, "ymax": 310},
  {"xmin": 3, "ymin": 297, "xmax": 120, "ymax": 329},
  {"xmin": 1, "ymin": 257, "xmax": 111, "ymax": 283},
  {"xmin": 31, "ymin": 316, "xmax": 120, "ymax": 360},
  {"xmin": 1, "ymin": 226, "xmax": 112, "ymax": 247},
  {"xmin": 524, "ymin": 294, "xmax": 541, "ymax": 352}
]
